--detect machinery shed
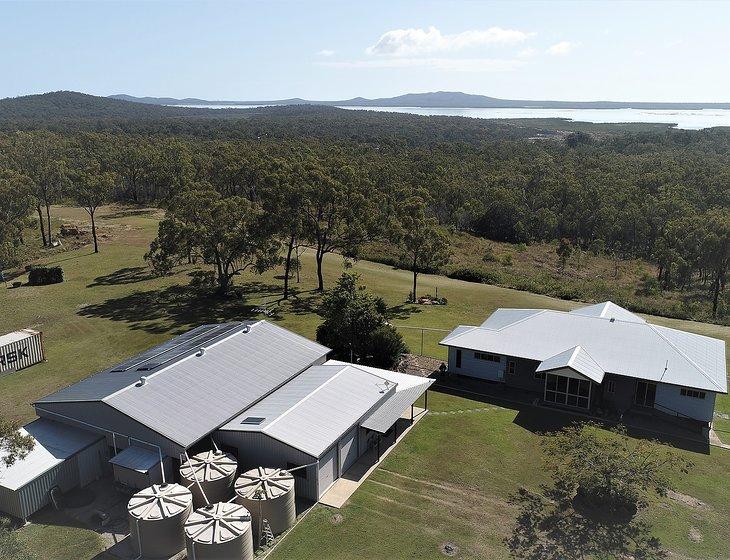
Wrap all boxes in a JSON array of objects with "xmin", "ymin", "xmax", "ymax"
[{"xmin": 0, "ymin": 419, "xmax": 107, "ymax": 520}]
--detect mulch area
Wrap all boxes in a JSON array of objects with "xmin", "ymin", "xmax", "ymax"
[{"xmin": 397, "ymin": 353, "xmax": 445, "ymax": 377}]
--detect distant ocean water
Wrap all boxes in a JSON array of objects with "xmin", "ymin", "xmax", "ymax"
[{"xmin": 172, "ymin": 104, "xmax": 730, "ymax": 130}]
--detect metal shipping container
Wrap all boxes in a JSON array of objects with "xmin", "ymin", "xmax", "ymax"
[{"xmin": 0, "ymin": 329, "xmax": 45, "ymax": 375}]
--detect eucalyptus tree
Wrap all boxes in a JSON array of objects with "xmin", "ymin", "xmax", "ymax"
[
  {"xmin": 146, "ymin": 187, "xmax": 281, "ymax": 295},
  {"xmin": 71, "ymin": 162, "xmax": 116, "ymax": 253},
  {"xmin": 395, "ymin": 193, "xmax": 449, "ymax": 301},
  {"xmin": 301, "ymin": 159, "xmax": 382, "ymax": 291}
]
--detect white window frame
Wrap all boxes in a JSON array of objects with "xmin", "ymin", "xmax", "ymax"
[{"xmin": 605, "ymin": 380, "xmax": 616, "ymax": 394}]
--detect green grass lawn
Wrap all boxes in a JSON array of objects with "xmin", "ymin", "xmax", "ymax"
[
  {"xmin": 270, "ymin": 393, "xmax": 730, "ymax": 560},
  {"xmin": 2, "ymin": 205, "xmax": 729, "ymax": 559}
]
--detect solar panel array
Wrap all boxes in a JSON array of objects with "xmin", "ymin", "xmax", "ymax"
[{"xmin": 110, "ymin": 323, "xmax": 243, "ymax": 374}]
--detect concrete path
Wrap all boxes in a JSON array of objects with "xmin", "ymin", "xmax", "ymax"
[{"xmin": 319, "ymin": 408, "xmax": 427, "ymax": 509}]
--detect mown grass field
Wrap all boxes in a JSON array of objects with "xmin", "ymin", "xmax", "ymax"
[{"xmin": 1, "ymin": 205, "xmax": 729, "ymax": 559}]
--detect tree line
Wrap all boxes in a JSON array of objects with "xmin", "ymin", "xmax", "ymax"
[{"xmin": 0, "ymin": 119, "xmax": 727, "ymax": 315}]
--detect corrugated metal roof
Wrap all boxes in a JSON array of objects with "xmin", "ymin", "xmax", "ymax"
[
  {"xmin": 350, "ymin": 364, "xmax": 434, "ymax": 433},
  {"xmin": 109, "ymin": 446, "xmax": 162, "ymax": 473},
  {"xmin": 36, "ymin": 323, "xmax": 247, "ymax": 403},
  {"xmin": 440, "ymin": 303, "xmax": 727, "ymax": 393},
  {"xmin": 38, "ymin": 321, "xmax": 331, "ymax": 448},
  {"xmin": 536, "ymin": 346, "xmax": 605, "ymax": 384},
  {"xmin": 259, "ymin": 364, "xmax": 392, "ymax": 457},
  {"xmin": 222, "ymin": 361, "xmax": 396, "ymax": 457},
  {"xmin": 0, "ymin": 419, "xmax": 103, "ymax": 491},
  {"xmin": 479, "ymin": 309, "xmax": 544, "ymax": 330},
  {"xmin": 221, "ymin": 364, "xmax": 346, "ymax": 432},
  {"xmin": 569, "ymin": 302, "xmax": 646, "ymax": 324}
]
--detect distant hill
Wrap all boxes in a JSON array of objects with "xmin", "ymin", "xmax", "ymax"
[{"xmin": 111, "ymin": 90, "xmax": 730, "ymax": 110}]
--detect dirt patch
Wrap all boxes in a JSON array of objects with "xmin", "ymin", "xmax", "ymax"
[
  {"xmin": 689, "ymin": 526, "xmax": 703, "ymax": 543},
  {"xmin": 667, "ymin": 490, "xmax": 710, "ymax": 510},
  {"xmin": 330, "ymin": 513, "xmax": 343, "ymax": 525},
  {"xmin": 440, "ymin": 542, "xmax": 460, "ymax": 556}
]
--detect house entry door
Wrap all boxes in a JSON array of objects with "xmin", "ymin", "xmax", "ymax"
[{"xmin": 634, "ymin": 381, "xmax": 656, "ymax": 407}]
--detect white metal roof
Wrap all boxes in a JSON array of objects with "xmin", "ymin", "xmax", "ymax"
[
  {"xmin": 0, "ymin": 329, "xmax": 37, "ymax": 347},
  {"xmin": 346, "ymin": 363, "xmax": 434, "ymax": 433},
  {"xmin": 0, "ymin": 419, "xmax": 103, "ymax": 491},
  {"xmin": 441, "ymin": 302, "xmax": 727, "ymax": 393},
  {"xmin": 227, "ymin": 363, "xmax": 392, "ymax": 457},
  {"xmin": 569, "ymin": 302, "xmax": 646, "ymax": 323},
  {"xmin": 536, "ymin": 346, "xmax": 605, "ymax": 384},
  {"xmin": 38, "ymin": 321, "xmax": 331, "ymax": 448},
  {"xmin": 109, "ymin": 445, "xmax": 162, "ymax": 473}
]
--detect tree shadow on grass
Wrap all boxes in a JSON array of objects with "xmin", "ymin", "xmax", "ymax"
[
  {"xmin": 76, "ymin": 283, "xmax": 273, "ymax": 335},
  {"xmin": 87, "ymin": 266, "xmax": 157, "ymax": 287},
  {"xmin": 506, "ymin": 484, "xmax": 667, "ymax": 560},
  {"xmin": 386, "ymin": 303, "xmax": 423, "ymax": 321}
]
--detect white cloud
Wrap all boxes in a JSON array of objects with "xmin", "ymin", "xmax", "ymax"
[
  {"xmin": 517, "ymin": 47, "xmax": 538, "ymax": 58},
  {"xmin": 317, "ymin": 49, "xmax": 335, "ymax": 57},
  {"xmin": 366, "ymin": 26, "xmax": 533, "ymax": 56},
  {"xmin": 317, "ymin": 57, "xmax": 526, "ymax": 72},
  {"xmin": 546, "ymin": 41, "xmax": 576, "ymax": 55}
]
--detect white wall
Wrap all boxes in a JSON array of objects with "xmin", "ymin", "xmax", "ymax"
[
  {"xmin": 447, "ymin": 346, "xmax": 505, "ymax": 382},
  {"xmin": 654, "ymin": 383, "xmax": 716, "ymax": 423}
]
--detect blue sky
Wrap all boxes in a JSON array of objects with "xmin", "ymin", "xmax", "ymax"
[{"xmin": 1, "ymin": 0, "xmax": 728, "ymax": 102}]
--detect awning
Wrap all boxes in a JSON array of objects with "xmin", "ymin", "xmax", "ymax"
[
  {"xmin": 361, "ymin": 377, "xmax": 434, "ymax": 434},
  {"xmin": 109, "ymin": 446, "xmax": 163, "ymax": 473}
]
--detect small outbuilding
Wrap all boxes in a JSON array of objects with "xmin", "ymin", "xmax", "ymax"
[
  {"xmin": 109, "ymin": 445, "xmax": 174, "ymax": 490},
  {"xmin": 0, "ymin": 419, "xmax": 107, "ymax": 520}
]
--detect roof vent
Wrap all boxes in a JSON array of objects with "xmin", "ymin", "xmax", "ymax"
[
  {"xmin": 242, "ymin": 325, "xmax": 250, "ymax": 334},
  {"xmin": 196, "ymin": 347, "xmax": 206, "ymax": 357},
  {"xmin": 240, "ymin": 416, "xmax": 265, "ymax": 425},
  {"xmin": 138, "ymin": 376, "xmax": 148, "ymax": 387},
  {"xmin": 610, "ymin": 317, "xmax": 616, "ymax": 323}
]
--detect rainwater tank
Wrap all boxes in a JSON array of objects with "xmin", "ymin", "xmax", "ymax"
[
  {"xmin": 180, "ymin": 450, "xmax": 238, "ymax": 507},
  {"xmin": 184, "ymin": 502, "xmax": 254, "ymax": 560},
  {"xmin": 234, "ymin": 467, "xmax": 296, "ymax": 546},
  {"xmin": 127, "ymin": 483, "xmax": 193, "ymax": 558}
]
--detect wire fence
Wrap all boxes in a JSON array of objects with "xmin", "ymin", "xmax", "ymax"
[{"xmin": 390, "ymin": 325, "xmax": 451, "ymax": 358}]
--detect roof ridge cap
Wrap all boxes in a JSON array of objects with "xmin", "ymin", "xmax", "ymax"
[{"xmin": 647, "ymin": 324, "xmax": 724, "ymax": 391}]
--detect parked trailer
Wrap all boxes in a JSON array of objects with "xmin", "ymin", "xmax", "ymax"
[{"xmin": 0, "ymin": 329, "xmax": 45, "ymax": 375}]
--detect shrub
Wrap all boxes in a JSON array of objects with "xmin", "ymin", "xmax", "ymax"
[
  {"xmin": 636, "ymin": 273, "xmax": 661, "ymax": 296},
  {"xmin": 501, "ymin": 254, "xmax": 513, "ymax": 267},
  {"xmin": 482, "ymin": 244, "xmax": 497, "ymax": 262},
  {"xmin": 27, "ymin": 266, "xmax": 63, "ymax": 286},
  {"xmin": 447, "ymin": 266, "xmax": 501, "ymax": 284}
]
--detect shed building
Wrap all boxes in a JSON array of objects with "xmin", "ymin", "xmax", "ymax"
[
  {"xmin": 6, "ymin": 320, "xmax": 431, "ymax": 519},
  {"xmin": 0, "ymin": 419, "xmax": 106, "ymax": 520}
]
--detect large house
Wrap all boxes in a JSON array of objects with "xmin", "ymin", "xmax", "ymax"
[
  {"xmin": 0, "ymin": 321, "xmax": 432, "ymax": 520},
  {"xmin": 440, "ymin": 302, "xmax": 727, "ymax": 430}
]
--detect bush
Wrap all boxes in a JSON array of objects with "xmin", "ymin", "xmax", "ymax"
[
  {"xmin": 368, "ymin": 325, "xmax": 409, "ymax": 369},
  {"xmin": 27, "ymin": 266, "xmax": 63, "ymax": 286},
  {"xmin": 501, "ymin": 254, "xmax": 513, "ymax": 266},
  {"xmin": 447, "ymin": 266, "xmax": 501, "ymax": 284},
  {"xmin": 636, "ymin": 273, "xmax": 661, "ymax": 296},
  {"xmin": 482, "ymin": 244, "xmax": 497, "ymax": 262}
]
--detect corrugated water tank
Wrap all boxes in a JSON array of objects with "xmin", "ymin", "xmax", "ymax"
[
  {"xmin": 127, "ymin": 483, "xmax": 193, "ymax": 558},
  {"xmin": 235, "ymin": 467, "xmax": 296, "ymax": 547},
  {"xmin": 180, "ymin": 450, "xmax": 237, "ymax": 507},
  {"xmin": 185, "ymin": 502, "xmax": 254, "ymax": 560}
]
